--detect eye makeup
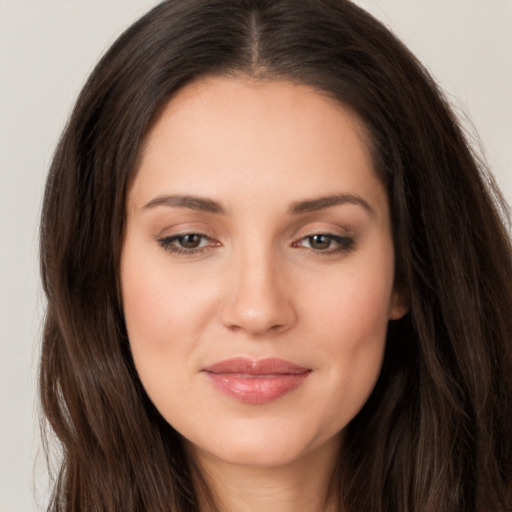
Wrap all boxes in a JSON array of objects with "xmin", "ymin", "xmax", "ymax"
[
  {"xmin": 157, "ymin": 233, "xmax": 220, "ymax": 256},
  {"xmin": 292, "ymin": 233, "xmax": 355, "ymax": 255},
  {"xmin": 157, "ymin": 231, "xmax": 355, "ymax": 259}
]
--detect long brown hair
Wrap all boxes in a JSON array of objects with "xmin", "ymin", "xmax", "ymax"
[{"xmin": 39, "ymin": 1, "xmax": 512, "ymax": 510}]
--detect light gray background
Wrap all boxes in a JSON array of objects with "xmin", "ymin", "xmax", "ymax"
[{"xmin": 1, "ymin": 1, "xmax": 511, "ymax": 511}]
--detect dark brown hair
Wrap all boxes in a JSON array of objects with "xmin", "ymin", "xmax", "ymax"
[{"xmin": 39, "ymin": 1, "xmax": 512, "ymax": 510}]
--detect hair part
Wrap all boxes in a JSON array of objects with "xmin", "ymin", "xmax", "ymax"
[{"xmin": 40, "ymin": 1, "xmax": 512, "ymax": 511}]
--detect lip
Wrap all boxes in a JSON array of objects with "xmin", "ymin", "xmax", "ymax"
[{"xmin": 202, "ymin": 357, "xmax": 311, "ymax": 404}]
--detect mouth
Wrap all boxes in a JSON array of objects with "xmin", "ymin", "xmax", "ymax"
[{"xmin": 202, "ymin": 357, "xmax": 312, "ymax": 404}]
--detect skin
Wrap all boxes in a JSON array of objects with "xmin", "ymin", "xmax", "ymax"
[{"xmin": 121, "ymin": 76, "xmax": 407, "ymax": 511}]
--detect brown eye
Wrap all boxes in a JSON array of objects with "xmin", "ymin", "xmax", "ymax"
[
  {"xmin": 307, "ymin": 234, "xmax": 332, "ymax": 250},
  {"xmin": 293, "ymin": 233, "xmax": 355, "ymax": 254},
  {"xmin": 178, "ymin": 234, "xmax": 203, "ymax": 249},
  {"xmin": 158, "ymin": 233, "xmax": 217, "ymax": 254}
]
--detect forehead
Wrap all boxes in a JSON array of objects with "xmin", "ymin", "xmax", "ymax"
[
  {"xmin": 142, "ymin": 75, "xmax": 371, "ymax": 158},
  {"xmin": 130, "ymin": 76, "xmax": 387, "ymax": 216}
]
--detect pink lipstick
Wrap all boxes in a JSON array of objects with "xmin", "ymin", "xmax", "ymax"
[{"xmin": 202, "ymin": 357, "xmax": 311, "ymax": 404}]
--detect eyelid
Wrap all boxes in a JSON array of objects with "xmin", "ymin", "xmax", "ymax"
[
  {"xmin": 292, "ymin": 232, "xmax": 354, "ymax": 253},
  {"xmin": 155, "ymin": 222, "xmax": 356, "ymax": 258},
  {"xmin": 290, "ymin": 220, "xmax": 356, "ymax": 256},
  {"xmin": 157, "ymin": 232, "xmax": 221, "ymax": 256}
]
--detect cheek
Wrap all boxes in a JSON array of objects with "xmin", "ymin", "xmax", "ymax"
[
  {"xmin": 302, "ymin": 255, "xmax": 394, "ymax": 419},
  {"xmin": 307, "ymin": 252, "xmax": 395, "ymax": 343},
  {"xmin": 120, "ymin": 241, "xmax": 222, "ymax": 395},
  {"xmin": 120, "ymin": 252, "xmax": 202, "ymax": 414},
  {"xmin": 313, "ymin": 281, "xmax": 390, "ymax": 377},
  {"xmin": 121, "ymin": 234, "xmax": 201, "ymax": 335},
  {"xmin": 121, "ymin": 240, "xmax": 181, "ymax": 368},
  {"xmin": 121, "ymin": 254, "xmax": 167, "ymax": 349}
]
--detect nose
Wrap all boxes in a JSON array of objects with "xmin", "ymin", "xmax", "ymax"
[{"xmin": 220, "ymin": 245, "xmax": 297, "ymax": 336}]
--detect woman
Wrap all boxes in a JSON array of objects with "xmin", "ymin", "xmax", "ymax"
[{"xmin": 39, "ymin": 1, "xmax": 512, "ymax": 511}]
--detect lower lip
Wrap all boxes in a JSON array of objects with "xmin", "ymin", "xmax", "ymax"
[{"xmin": 205, "ymin": 372, "xmax": 311, "ymax": 404}]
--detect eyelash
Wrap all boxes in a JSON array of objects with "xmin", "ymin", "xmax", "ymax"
[
  {"xmin": 157, "ymin": 233, "xmax": 217, "ymax": 256},
  {"xmin": 157, "ymin": 232, "xmax": 355, "ymax": 256},
  {"xmin": 292, "ymin": 233, "xmax": 355, "ymax": 255}
]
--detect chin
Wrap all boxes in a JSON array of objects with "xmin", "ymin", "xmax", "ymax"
[{"xmin": 183, "ymin": 417, "xmax": 342, "ymax": 470}]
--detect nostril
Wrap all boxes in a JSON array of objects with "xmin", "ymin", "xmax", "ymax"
[{"xmin": 220, "ymin": 295, "xmax": 297, "ymax": 335}]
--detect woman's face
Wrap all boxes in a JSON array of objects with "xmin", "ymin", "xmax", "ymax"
[{"xmin": 121, "ymin": 76, "xmax": 406, "ymax": 469}]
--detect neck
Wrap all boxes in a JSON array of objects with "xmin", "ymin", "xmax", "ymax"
[{"xmin": 188, "ymin": 439, "xmax": 342, "ymax": 512}]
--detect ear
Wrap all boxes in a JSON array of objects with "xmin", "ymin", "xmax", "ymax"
[{"xmin": 388, "ymin": 286, "xmax": 409, "ymax": 320}]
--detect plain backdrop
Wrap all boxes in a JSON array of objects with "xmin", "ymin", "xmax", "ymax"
[{"xmin": 0, "ymin": 1, "xmax": 511, "ymax": 511}]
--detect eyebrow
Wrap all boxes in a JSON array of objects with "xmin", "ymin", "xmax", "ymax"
[
  {"xmin": 142, "ymin": 194, "xmax": 225, "ymax": 214},
  {"xmin": 288, "ymin": 193, "xmax": 375, "ymax": 216},
  {"xmin": 141, "ymin": 192, "xmax": 375, "ymax": 216}
]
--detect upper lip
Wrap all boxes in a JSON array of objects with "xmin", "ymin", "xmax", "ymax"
[{"xmin": 202, "ymin": 357, "xmax": 310, "ymax": 375}]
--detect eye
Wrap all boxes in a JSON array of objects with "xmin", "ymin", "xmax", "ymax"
[
  {"xmin": 157, "ymin": 233, "xmax": 219, "ymax": 255},
  {"xmin": 293, "ymin": 233, "xmax": 354, "ymax": 254}
]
